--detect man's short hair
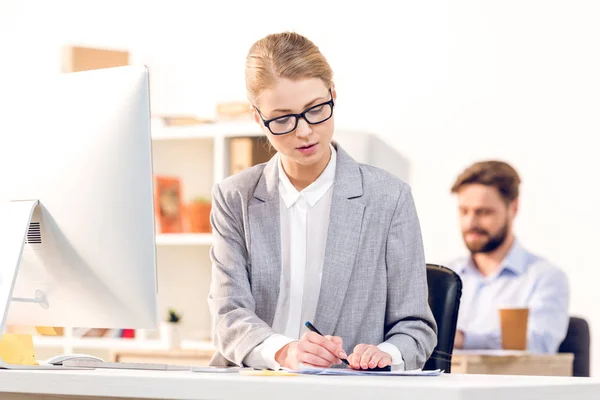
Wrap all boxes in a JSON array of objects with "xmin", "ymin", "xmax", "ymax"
[{"xmin": 451, "ymin": 160, "xmax": 521, "ymax": 204}]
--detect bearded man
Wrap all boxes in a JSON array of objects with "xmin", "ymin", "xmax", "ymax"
[{"xmin": 447, "ymin": 161, "xmax": 569, "ymax": 353}]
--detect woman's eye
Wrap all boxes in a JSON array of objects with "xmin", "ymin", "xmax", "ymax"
[
  {"xmin": 273, "ymin": 116, "xmax": 292, "ymax": 124},
  {"xmin": 308, "ymin": 106, "xmax": 324, "ymax": 115}
]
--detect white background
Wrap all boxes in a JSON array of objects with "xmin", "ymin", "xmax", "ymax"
[{"xmin": 1, "ymin": 0, "xmax": 599, "ymax": 374}]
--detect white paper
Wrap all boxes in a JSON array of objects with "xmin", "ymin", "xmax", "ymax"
[
  {"xmin": 191, "ymin": 366, "xmax": 241, "ymax": 373},
  {"xmin": 290, "ymin": 365, "xmax": 443, "ymax": 376}
]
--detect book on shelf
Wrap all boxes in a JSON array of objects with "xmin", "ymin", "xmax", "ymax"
[
  {"xmin": 229, "ymin": 137, "xmax": 277, "ymax": 176},
  {"xmin": 216, "ymin": 101, "xmax": 253, "ymax": 120},
  {"xmin": 61, "ymin": 45, "xmax": 129, "ymax": 73},
  {"xmin": 154, "ymin": 176, "xmax": 184, "ymax": 233}
]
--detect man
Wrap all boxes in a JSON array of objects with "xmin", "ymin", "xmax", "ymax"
[{"xmin": 447, "ymin": 160, "xmax": 569, "ymax": 353}]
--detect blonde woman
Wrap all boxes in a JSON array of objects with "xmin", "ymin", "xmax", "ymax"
[{"xmin": 208, "ymin": 32, "xmax": 437, "ymax": 371}]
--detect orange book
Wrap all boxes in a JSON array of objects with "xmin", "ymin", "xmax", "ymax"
[{"xmin": 154, "ymin": 176, "xmax": 183, "ymax": 233}]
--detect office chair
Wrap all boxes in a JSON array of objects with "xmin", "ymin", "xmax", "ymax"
[
  {"xmin": 423, "ymin": 263, "xmax": 462, "ymax": 373},
  {"xmin": 558, "ymin": 316, "xmax": 590, "ymax": 377}
]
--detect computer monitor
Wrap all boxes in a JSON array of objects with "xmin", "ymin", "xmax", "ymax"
[{"xmin": 0, "ymin": 66, "xmax": 158, "ymax": 336}]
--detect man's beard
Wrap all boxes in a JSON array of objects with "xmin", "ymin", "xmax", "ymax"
[{"xmin": 463, "ymin": 221, "xmax": 509, "ymax": 254}]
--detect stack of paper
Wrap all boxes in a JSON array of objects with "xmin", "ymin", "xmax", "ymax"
[{"xmin": 289, "ymin": 365, "xmax": 443, "ymax": 376}]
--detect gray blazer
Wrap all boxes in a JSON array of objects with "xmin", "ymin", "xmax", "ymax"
[{"xmin": 207, "ymin": 143, "xmax": 437, "ymax": 370}]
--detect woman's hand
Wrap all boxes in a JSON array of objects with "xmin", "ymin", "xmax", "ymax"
[
  {"xmin": 275, "ymin": 332, "xmax": 347, "ymax": 370},
  {"xmin": 348, "ymin": 344, "xmax": 392, "ymax": 370}
]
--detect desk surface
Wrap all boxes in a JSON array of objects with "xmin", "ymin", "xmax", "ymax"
[{"xmin": 1, "ymin": 369, "xmax": 599, "ymax": 400}]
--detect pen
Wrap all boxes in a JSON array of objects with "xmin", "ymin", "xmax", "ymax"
[{"xmin": 304, "ymin": 321, "xmax": 350, "ymax": 366}]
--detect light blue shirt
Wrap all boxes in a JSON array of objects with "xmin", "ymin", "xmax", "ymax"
[{"xmin": 447, "ymin": 240, "xmax": 570, "ymax": 353}]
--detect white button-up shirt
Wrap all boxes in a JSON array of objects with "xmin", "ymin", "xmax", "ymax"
[{"xmin": 447, "ymin": 240, "xmax": 569, "ymax": 353}]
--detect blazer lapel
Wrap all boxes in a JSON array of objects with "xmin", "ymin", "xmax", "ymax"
[
  {"xmin": 313, "ymin": 144, "xmax": 365, "ymax": 335},
  {"xmin": 248, "ymin": 156, "xmax": 281, "ymax": 326}
]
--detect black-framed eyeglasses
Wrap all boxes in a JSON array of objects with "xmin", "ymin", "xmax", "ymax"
[{"xmin": 255, "ymin": 89, "xmax": 334, "ymax": 135}]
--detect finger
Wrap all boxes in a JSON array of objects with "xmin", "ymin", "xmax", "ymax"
[
  {"xmin": 348, "ymin": 355, "xmax": 362, "ymax": 370},
  {"xmin": 311, "ymin": 334, "xmax": 346, "ymax": 359},
  {"xmin": 351, "ymin": 344, "xmax": 368, "ymax": 369},
  {"xmin": 306, "ymin": 332, "xmax": 347, "ymax": 360},
  {"xmin": 347, "ymin": 353, "xmax": 355, "ymax": 367},
  {"xmin": 325, "ymin": 335, "xmax": 346, "ymax": 363},
  {"xmin": 360, "ymin": 346, "xmax": 379, "ymax": 369},
  {"xmin": 378, "ymin": 354, "xmax": 392, "ymax": 368},
  {"xmin": 368, "ymin": 352, "xmax": 386, "ymax": 369},
  {"xmin": 325, "ymin": 335, "xmax": 344, "ymax": 347},
  {"xmin": 298, "ymin": 340, "xmax": 339, "ymax": 365},
  {"xmin": 297, "ymin": 351, "xmax": 333, "ymax": 368}
]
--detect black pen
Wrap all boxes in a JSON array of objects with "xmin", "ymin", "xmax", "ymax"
[{"xmin": 304, "ymin": 321, "xmax": 350, "ymax": 366}]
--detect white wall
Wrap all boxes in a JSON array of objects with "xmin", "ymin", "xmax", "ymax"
[{"xmin": 1, "ymin": 0, "xmax": 599, "ymax": 374}]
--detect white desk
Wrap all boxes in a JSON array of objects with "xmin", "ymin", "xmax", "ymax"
[{"xmin": 0, "ymin": 369, "xmax": 599, "ymax": 400}]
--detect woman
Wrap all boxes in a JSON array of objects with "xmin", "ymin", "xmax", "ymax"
[{"xmin": 208, "ymin": 32, "xmax": 437, "ymax": 371}]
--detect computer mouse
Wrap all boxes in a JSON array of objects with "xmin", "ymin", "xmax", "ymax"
[{"xmin": 47, "ymin": 353, "xmax": 104, "ymax": 366}]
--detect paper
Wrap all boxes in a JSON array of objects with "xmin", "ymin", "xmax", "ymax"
[
  {"xmin": 0, "ymin": 334, "xmax": 37, "ymax": 365},
  {"xmin": 191, "ymin": 366, "xmax": 241, "ymax": 373},
  {"xmin": 290, "ymin": 365, "xmax": 442, "ymax": 376}
]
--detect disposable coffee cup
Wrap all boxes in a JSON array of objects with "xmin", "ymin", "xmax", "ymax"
[{"xmin": 498, "ymin": 308, "xmax": 529, "ymax": 350}]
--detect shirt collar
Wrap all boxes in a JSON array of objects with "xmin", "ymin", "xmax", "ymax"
[
  {"xmin": 278, "ymin": 143, "xmax": 337, "ymax": 208},
  {"xmin": 498, "ymin": 239, "xmax": 528, "ymax": 275},
  {"xmin": 459, "ymin": 238, "xmax": 528, "ymax": 277}
]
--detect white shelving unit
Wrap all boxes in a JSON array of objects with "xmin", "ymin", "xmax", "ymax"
[
  {"xmin": 33, "ymin": 120, "xmax": 406, "ymax": 357},
  {"xmin": 33, "ymin": 335, "xmax": 216, "ymax": 353},
  {"xmin": 155, "ymin": 233, "xmax": 213, "ymax": 246},
  {"xmin": 151, "ymin": 120, "xmax": 263, "ymax": 141}
]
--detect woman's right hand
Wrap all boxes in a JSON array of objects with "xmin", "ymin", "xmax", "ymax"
[{"xmin": 276, "ymin": 332, "xmax": 347, "ymax": 370}]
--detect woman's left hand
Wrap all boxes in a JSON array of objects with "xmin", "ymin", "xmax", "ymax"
[{"xmin": 347, "ymin": 344, "xmax": 392, "ymax": 370}]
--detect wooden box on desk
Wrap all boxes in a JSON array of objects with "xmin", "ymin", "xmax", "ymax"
[{"xmin": 451, "ymin": 350, "xmax": 574, "ymax": 376}]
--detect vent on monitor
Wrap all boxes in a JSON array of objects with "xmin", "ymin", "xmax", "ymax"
[{"xmin": 26, "ymin": 222, "xmax": 42, "ymax": 244}]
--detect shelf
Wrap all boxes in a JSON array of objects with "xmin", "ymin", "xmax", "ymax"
[
  {"xmin": 151, "ymin": 121, "xmax": 263, "ymax": 141},
  {"xmin": 155, "ymin": 233, "xmax": 213, "ymax": 246}
]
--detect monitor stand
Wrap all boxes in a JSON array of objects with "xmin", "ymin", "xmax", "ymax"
[{"xmin": 0, "ymin": 200, "xmax": 52, "ymax": 368}]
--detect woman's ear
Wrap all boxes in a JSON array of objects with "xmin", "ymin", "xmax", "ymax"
[
  {"xmin": 252, "ymin": 106, "xmax": 271, "ymax": 137},
  {"xmin": 252, "ymin": 106, "xmax": 261, "ymax": 125}
]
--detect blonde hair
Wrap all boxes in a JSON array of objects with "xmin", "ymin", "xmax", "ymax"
[{"xmin": 245, "ymin": 32, "xmax": 333, "ymax": 104}]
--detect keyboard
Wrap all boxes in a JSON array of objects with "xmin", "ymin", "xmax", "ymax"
[{"xmin": 61, "ymin": 359, "xmax": 195, "ymax": 371}]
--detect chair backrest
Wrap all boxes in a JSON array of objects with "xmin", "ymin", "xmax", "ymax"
[
  {"xmin": 558, "ymin": 316, "xmax": 590, "ymax": 377},
  {"xmin": 423, "ymin": 263, "xmax": 462, "ymax": 373}
]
